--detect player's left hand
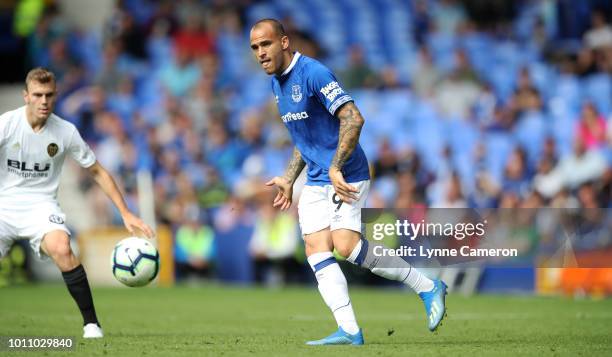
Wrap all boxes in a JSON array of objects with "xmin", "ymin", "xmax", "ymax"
[
  {"xmin": 122, "ymin": 211, "xmax": 155, "ymax": 239},
  {"xmin": 329, "ymin": 167, "xmax": 359, "ymax": 203}
]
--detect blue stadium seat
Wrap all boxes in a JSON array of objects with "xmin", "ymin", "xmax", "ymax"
[
  {"xmin": 550, "ymin": 115, "xmax": 575, "ymax": 158},
  {"xmin": 484, "ymin": 132, "xmax": 515, "ymax": 182},
  {"xmin": 426, "ymin": 32, "xmax": 457, "ymax": 73},
  {"xmin": 444, "ymin": 119, "xmax": 479, "ymax": 158},
  {"xmin": 528, "ymin": 62, "xmax": 553, "ymax": 100},
  {"xmin": 551, "ymin": 74, "xmax": 581, "ymax": 114},
  {"xmin": 411, "ymin": 102, "xmax": 446, "ymax": 172},
  {"xmin": 462, "ymin": 33, "xmax": 494, "ymax": 76},
  {"xmin": 513, "ymin": 112, "xmax": 548, "ymax": 167},
  {"xmin": 147, "ymin": 37, "xmax": 174, "ymax": 70},
  {"xmin": 486, "ymin": 64, "xmax": 517, "ymax": 102},
  {"xmin": 583, "ymin": 73, "xmax": 611, "ymax": 115},
  {"xmin": 493, "ymin": 42, "xmax": 522, "ymax": 70},
  {"xmin": 77, "ymin": 30, "xmax": 103, "ymax": 76}
]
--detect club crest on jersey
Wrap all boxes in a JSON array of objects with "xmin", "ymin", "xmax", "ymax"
[
  {"xmin": 291, "ymin": 85, "xmax": 302, "ymax": 102},
  {"xmin": 47, "ymin": 143, "xmax": 58, "ymax": 157},
  {"xmin": 49, "ymin": 214, "xmax": 64, "ymax": 224}
]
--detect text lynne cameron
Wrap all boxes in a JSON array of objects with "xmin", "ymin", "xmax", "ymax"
[{"xmin": 373, "ymin": 245, "xmax": 519, "ymax": 258}]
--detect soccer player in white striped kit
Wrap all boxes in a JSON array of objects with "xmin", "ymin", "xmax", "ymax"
[
  {"xmin": 0, "ymin": 68, "xmax": 154, "ymax": 338},
  {"xmin": 250, "ymin": 19, "xmax": 447, "ymax": 345}
]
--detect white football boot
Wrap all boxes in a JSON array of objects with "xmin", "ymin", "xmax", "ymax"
[{"xmin": 83, "ymin": 323, "xmax": 104, "ymax": 338}]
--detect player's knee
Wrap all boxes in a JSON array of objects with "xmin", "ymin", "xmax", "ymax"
[
  {"xmin": 303, "ymin": 229, "xmax": 333, "ymax": 256},
  {"xmin": 334, "ymin": 243, "xmax": 354, "ymax": 259},
  {"xmin": 43, "ymin": 233, "xmax": 72, "ymax": 260},
  {"xmin": 49, "ymin": 243, "xmax": 72, "ymax": 261},
  {"xmin": 304, "ymin": 239, "xmax": 324, "ymax": 256},
  {"xmin": 331, "ymin": 230, "xmax": 361, "ymax": 259}
]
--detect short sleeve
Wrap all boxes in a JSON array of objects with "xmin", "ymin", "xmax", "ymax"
[
  {"xmin": 308, "ymin": 65, "xmax": 353, "ymax": 116},
  {"xmin": 0, "ymin": 112, "xmax": 10, "ymax": 147},
  {"xmin": 68, "ymin": 128, "xmax": 96, "ymax": 168}
]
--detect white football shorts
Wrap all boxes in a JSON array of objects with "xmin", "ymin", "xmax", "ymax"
[
  {"xmin": 298, "ymin": 179, "xmax": 370, "ymax": 236},
  {"xmin": 0, "ymin": 202, "xmax": 70, "ymax": 259}
]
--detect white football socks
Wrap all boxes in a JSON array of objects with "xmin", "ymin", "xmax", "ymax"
[
  {"xmin": 307, "ymin": 252, "xmax": 360, "ymax": 335},
  {"xmin": 347, "ymin": 238, "xmax": 434, "ymax": 294}
]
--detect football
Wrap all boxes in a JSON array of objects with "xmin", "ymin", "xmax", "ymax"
[{"xmin": 110, "ymin": 237, "xmax": 160, "ymax": 287}]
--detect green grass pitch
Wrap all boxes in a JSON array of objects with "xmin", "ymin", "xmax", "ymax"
[{"xmin": 1, "ymin": 285, "xmax": 611, "ymax": 356}]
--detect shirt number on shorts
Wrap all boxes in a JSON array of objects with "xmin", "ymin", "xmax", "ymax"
[{"xmin": 332, "ymin": 193, "xmax": 343, "ymax": 212}]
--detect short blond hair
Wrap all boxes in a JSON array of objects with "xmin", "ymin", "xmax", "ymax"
[{"xmin": 25, "ymin": 67, "xmax": 56, "ymax": 91}]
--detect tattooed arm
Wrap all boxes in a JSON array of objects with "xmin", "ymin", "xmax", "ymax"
[
  {"xmin": 265, "ymin": 147, "xmax": 305, "ymax": 211},
  {"xmin": 283, "ymin": 147, "xmax": 306, "ymax": 184},
  {"xmin": 330, "ymin": 102, "xmax": 365, "ymax": 170},
  {"xmin": 329, "ymin": 102, "xmax": 365, "ymax": 202}
]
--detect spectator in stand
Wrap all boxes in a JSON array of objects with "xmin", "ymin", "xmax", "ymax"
[
  {"xmin": 94, "ymin": 42, "xmax": 124, "ymax": 93},
  {"xmin": 339, "ymin": 46, "xmax": 379, "ymax": 89},
  {"xmin": 412, "ymin": 0, "xmax": 431, "ymax": 45},
  {"xmin": 145, "ymin": 0, "xmax": 179, "ymax": 37},
  {"xmin": 235, "ymin": 111, "xmax": 266, "ymax": 161},
  {"xmin": 372, "ymin": 138, "xmax": 399, "ymax": 178},
  {"xmin": 175, "ymin": 205, "xmax": 215, "ymax": 281},
  {"xmin": 249, "ymin": 188, "xmax": 300, "ymax": 286},
  {"xmin": 174, "ymin": 13, "xmax": 215, "ymax": 58},
  {"xmin": 431, "ymin": 0, "xmax": 467, "ymax": 34},
  {"xmin": 411, "ymin": 46, "xmax": 441, "ymax": 98},
  {"xmin": 509, "ymin": 68, "xmax": 544, "ymax": 119},
  {"xmin": 577, "ymin": 102, "xmax": 607, "ymax": 150},
  {"xmin": 535, "ymin": 137, "xmax": 608, "ymax": 196},
  {"xmin": 110, "ymin": 10, "xmax": 148, "ymax": 60},
  {"xmin": 584, "ymin": 9, "xmax": 612, "ymax": 50},
  {"xmin": 433, "ymin": 172, "xmax": 468, "ymax": 208},
  {"xmin": 502, "ymin": 147, "xmax": 532, "ymax": 199},
  {"xmin": 159, "ymin": 47, "xmax": 201, "ymax": 98},
  {"xmin": 435, "ymin": 49, "xmax": 481, "ymax": 119},
  {"xmin": 468, "ymin": 171, "xmax": 500, "ymax": 209}
]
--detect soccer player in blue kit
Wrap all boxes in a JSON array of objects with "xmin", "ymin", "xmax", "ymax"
[{"xmin": 250, "ymin": 19, "xmax": 447, "ymax": 345}]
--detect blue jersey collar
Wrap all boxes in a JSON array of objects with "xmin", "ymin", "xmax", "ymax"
[{"xmin": 280, "ymin": 52, "xmax": 301, "ymax": 77}]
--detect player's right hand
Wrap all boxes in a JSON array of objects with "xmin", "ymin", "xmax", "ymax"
[
  {"xmin": 122, "ymin": 211, "xmax": 155, "ymax": 239},
  {"xmin": 265, "ymin": 176, "xmax": 293, "ymax": 211}
]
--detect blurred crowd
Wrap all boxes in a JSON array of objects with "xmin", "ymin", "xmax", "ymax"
[{"xmin": 2, "ymin": 0, "xmax": 610, "ymax": 283}]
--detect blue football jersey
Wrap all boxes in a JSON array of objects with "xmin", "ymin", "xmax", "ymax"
[{"xmin": 271, "ymin": 52, "xmax": 370, "ymax": 186}]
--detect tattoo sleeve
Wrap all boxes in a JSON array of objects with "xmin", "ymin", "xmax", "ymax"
[
  {"xmin": 283, "ymin": 147, "xmax": 306, "ymax": 184},
  {"xmin": 330, "ymin": 102, "xmax": 365, "ymax": 170}
]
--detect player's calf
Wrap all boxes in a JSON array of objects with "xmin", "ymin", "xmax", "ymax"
[
  {"xmin": 41, "ymin": 231, "xmax": 101, "ymax": 333},
  {"xmin": 344, "ymin": 236, "xmax": 434, "ymax": 293}
]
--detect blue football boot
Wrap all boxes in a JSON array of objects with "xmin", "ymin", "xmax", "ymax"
[
  {"xmin": 306, "ymin": 327, "xmax": 364, "ymax": 345},
  {"xmin": 418, "ymin": 279, "xmax": 448, "ymax": 332}
]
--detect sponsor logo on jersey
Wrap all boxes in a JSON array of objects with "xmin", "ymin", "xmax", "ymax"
[
  {"xmin": 320, "ymin": 81, "xmax": 345, "ymax": 102},
  {"xmin": 6, "ymin": 159, "xmax": 51, "ymax": 178},
  {"xmin": 49, "ymin": 214, "xmax": 64, "ymax": 224},
  {"xmin": 281, "ymin": 111, "xmax": 309, "ymax": 123},
  {"xmin": 47, "ymin": 143, "xmax": 58, "ymax": 157},
  {"xmin": 291, "ymin": 84, "xmax": 303, "ymax": 102}
]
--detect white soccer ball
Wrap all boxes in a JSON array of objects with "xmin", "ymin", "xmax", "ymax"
[{"xmin": 110, "ymin": 237, "xmax": 160, "ymax": 287}]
